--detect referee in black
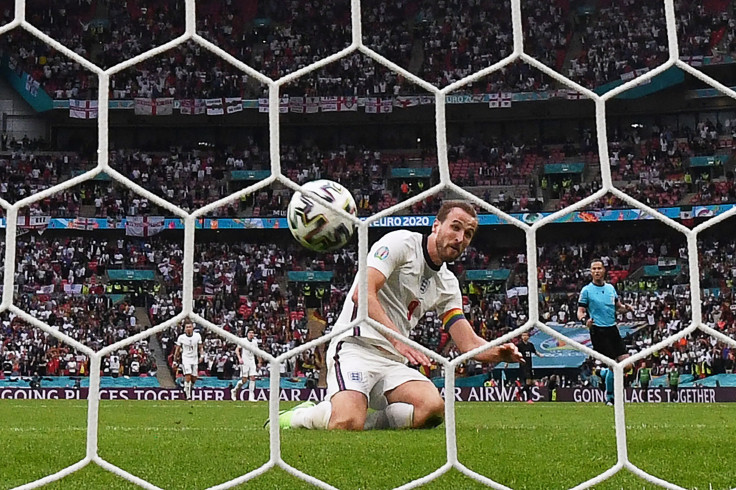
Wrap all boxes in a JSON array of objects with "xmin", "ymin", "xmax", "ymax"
[{"xmin": 517, "ymin": 331, "xmax": 543, "ymax": 403}]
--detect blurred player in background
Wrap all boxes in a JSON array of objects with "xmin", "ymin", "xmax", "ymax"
[
  {"xmin": 517, "ymin": 331, "xmax": 543, "ymax": 403},
  {"xmin": 271, "ymin": 201, "xmax": 523, "ymax": 431},
  {"xmin": 577, "ymin": 259, "xmax": 634, "ymax": 406},
  {"xmin": 232, "ymin": 330, "xmax": 261, "ymax": 401},
  {"xmin": 174, "ymin": 320, "xmax": 203, "ymax": 400}
]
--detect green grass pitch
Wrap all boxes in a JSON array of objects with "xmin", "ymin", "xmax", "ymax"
[{"xmin": 1, "ymin": 400, "xmax": 734, "ymax": 489}]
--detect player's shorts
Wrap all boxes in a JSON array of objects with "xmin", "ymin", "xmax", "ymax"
[
  {"xmin": 240, "ymin": 361, "xmax": 258, "ymax": 378},
  {"xmin": 325, "ymin": 338, "xmax": 430, "ymax": 410},
  {"xmin": 519, "ymin": 366, "xmax": 534, "ymax": 381},
  {"xmin": 181, "ymin": 362, "xmax": 198, "ymax": 377},
  {"xmin": 589, "ymin": 325, "xmax": 626, "ymax": 360}
]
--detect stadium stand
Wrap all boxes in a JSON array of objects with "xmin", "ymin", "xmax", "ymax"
[
  {"xmin": 1, "ymin": 0, "xmax": 733, "ymax": 101},
  {"xmin": 0, "ymin": 0, "xmax": 733, "ymax": 395},
  {"xmin": 2, "ymin": 1, "xmax": 736, "ymax": 489},
  {"xmin": 5, "ymin": 115, "xmax": 731, "ymax": 220},
  {"xmin": 3, "ymin": 226, "xmax": 734, "ymax": 392},
  {"xmin": 567, "ymin": 0, "xmax": 733, "ymax": 88}
]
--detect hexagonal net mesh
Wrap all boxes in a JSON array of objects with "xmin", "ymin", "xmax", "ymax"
[{"xmin": 1, "ymin": 0, "xmax": 735, "ymax": 488}]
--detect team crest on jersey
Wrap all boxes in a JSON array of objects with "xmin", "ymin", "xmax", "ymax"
[
  {"xmin": 419, "ymin": 277, "xmax": 429, "ymax": 294},
  {"xmin": 348, "ymin": 372, "xmax": 364, "ymax": 382},
  {"xmin": 374, "ymin": 246, "xmax": 389, "ymax": 260}
]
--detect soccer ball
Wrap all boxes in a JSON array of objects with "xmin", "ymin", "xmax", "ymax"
[{"xmin": 287, "ymin": 179, "xmax": 357, "ymax": 252}]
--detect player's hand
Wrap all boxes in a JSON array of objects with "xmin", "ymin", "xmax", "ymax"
[
  {"xmin": 494, "ymin": 343, "xmax": 524, "ymax": 364},
  {"xmin": 391, "ymin": 338, "xmax": 431, "ymax": 367},
  {"xmin": 586, "ymin": 318, "xmax": 593, "ymax": 328}
]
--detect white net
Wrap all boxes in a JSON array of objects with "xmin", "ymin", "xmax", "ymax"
[{"xmin": 1, "ymin": 0, "xmax": 735, "ymax": 488}]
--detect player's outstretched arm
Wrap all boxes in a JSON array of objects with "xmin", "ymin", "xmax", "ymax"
[
  {"xmin": 353, "ymin": 267, "xmax": 431, "ymax": 367},
  {"xmin": 447, "ymin": 318, "xmax": 523, "ymax": 364}
]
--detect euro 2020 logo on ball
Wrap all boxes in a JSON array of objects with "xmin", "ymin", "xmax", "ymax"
[{"xmin": 287, "ymin": 179, "xmax": 357, "ymax": 252}]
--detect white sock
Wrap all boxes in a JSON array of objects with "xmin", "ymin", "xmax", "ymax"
[
  {"xmin": 290, "ymin": 401, "xmax": 332, "ymax": 429},
  {"xmin": 184, "ymin": 381, "xmax": 191, "ymax": 399},
  {"xmin": 234, "ymin": 380, "xmax": 243, "ymax": 391},
  {"xmin": 248, "ymin": 380, "xmax": 256, "ymax": 400},
  {"xmin": 365, "ymin": 403, "xmax": 414, "ymax": 430}
]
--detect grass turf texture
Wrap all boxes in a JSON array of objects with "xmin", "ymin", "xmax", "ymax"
[{"xmin": 1, "ymin": 400, "xmax": 734, "ymax": 489}]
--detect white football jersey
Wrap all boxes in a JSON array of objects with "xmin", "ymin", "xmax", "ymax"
[
  {"xmin": 239, "ymin": 337, "xmax": 259, "ymax": 364},
  {"xmin": 176, "ymin": 332, "xmax": 202, "ymax": 363},
  {"xmin": 334, "ymin": 229, "xmax": 462, "ymax": 358}
]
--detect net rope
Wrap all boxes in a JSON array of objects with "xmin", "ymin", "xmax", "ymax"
[{"xmin": 1, "ymin": 0, "xmax": 735, "ymax": 488}]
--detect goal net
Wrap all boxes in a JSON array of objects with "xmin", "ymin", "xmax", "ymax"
[{"xmin": 1, "ymin": 0, "xmax": 735, "ymax": 488}]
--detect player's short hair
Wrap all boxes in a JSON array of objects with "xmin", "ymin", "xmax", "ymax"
[
  {"xmin": 436, "ymin": 200, "xmax": 477, "ymax": 222},
  {"xmin": 590, "ymin": 258, "xmax": 606, "ymax": 269}
]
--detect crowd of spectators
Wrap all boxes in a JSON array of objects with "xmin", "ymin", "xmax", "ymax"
[
  {"xmin": 677, "ymin": 0, "xmax": 734, "ymax": 58},
  {"xmin": 3, "ymin": 125, "xmax": 733, "ymax": 221},
  {"xmin": 537, "ymin": 238, "xmax": 689, "ymax": 294},
  {"xmin": 461, "ymin": 236, "xmax": 734, "ymax": 386},
  {"xmin": 416, "ymin": 0, "xmax": 573, "ymax": 92},
  {"xmin": 101, "ymin": 148, "xmax": 237, "ymax": 217},
  {"xmin": 9, "ymin": 234, "xmax": 180, "ymax": 292},
  {"xmin": 0, "ymin": 293, "xmax": 154, "ymax": 380},
  {"xmin": 0, "ymin": 148, "xmax": 87, "ymax": 216},
  {"xmin": 255, "ymin": 0, "xmax": 410, "ymax": 97},
  {"xmin": 611, "ymin": 120, "xmax": 732, "ymax": 180},
  {"xmin": 1, "ymin": 0, "xmax": 733, "ymax": 102},
  {"xmin": 2, "ymin": 113, "xmax": 733, "ymax": 222},
  {"xmin": 568, "ymin": 0, "xmax": 668, "ymax": 89},
  {"xmin": 568, "ymin": 0, "xmax": 733, "ymax": 89},
  {"xmin": 551, "ymin": 119, "xmax": 735, "ymax": 211},
  {"xmin": 1, "ymin": 230, "xmax": 735, "ymax": 389},
  {"xmin": 2, "ymin": 0, "xmax": 736, "ymax": 391},
  {"xmin": 152, "ymin": 241, "xmax": 358, "ymax": 381},
  {"xmin": 692, "ymin": 179, "xmax": 736, "ymax": 204},
  {"xmin": 0, "ymin": 234, "xmax": 184, "ymax": 379},
  {"xmin": 554, "ymin": 179, "xmax": 690, "ymax": 210}
]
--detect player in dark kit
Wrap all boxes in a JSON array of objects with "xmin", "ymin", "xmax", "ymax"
[{"xmin": 517, "ymin": 331, "xmax": 543, "ymax": 403}]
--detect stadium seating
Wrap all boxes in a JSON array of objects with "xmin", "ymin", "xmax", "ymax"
[
  {"xmin": 2, "ymin": 230, "xmax": 734, "ymax": 391},
  {"xmin": 0, "ymin": 0, "xmax": 733, "ymax": 389},
  {"xmin": 2, "ymin": 0, "xmax": 733, "ymax": 100}
]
